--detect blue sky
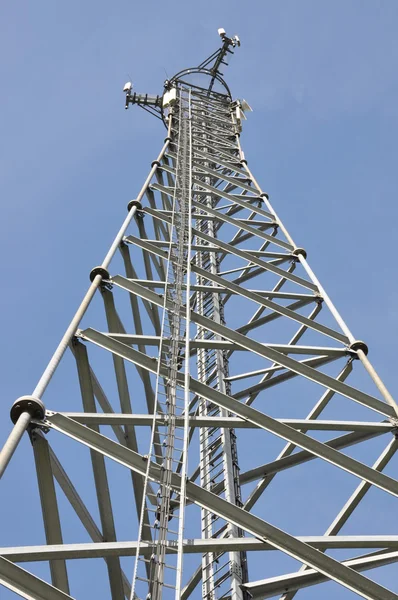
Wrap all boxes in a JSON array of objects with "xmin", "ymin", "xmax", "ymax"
[{"xmin": 1, "ymin": 1, "xmax": 398, "ymax": 599}]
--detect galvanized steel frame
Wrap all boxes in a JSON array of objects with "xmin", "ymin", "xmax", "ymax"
[{"xmin": 1, "ymin": 32, "xmax": 398, "ymax": 600}]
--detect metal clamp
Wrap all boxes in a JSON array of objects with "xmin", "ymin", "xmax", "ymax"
[
  {"xmin": 89, "ymin": 266, "xmax": 110, "ymax": 282},
  {"xmin": 127, "ymin": 199, "xmax": 143, "ymax": 212},
  {"xmin": 349, "ymin": 340, "xmax": 369, "ymax": 357},
  {"xmin": 10, "ymin": 396, "xmax": 45, "ymax": 424},
  {"xmin": 292, "ymin": 247, "xmax": 308, "ymax": 260}
]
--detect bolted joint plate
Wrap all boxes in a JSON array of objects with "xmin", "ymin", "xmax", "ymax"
[
  {"xmin": 349, "ymin": 340, "xmax": 369, "ymax": 357},
  {"xmin": 10, "ymin": 396, "xmax": 45, "ymax": 424},
  {"xmin": 89, "ymin": 266, "xmax": 110, "ymax": 282},
  {"xmin": 127, "ymin": 199, "xmax": 143, "ymax": 213},
  {"xmin": 292, "ymin": 247, "xmax": 308, "ymax": 260}
]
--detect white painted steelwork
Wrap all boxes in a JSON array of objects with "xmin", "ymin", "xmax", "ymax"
[{"xmin": 1, "ymin": 29, "xmax": 398, "ymax": 600}]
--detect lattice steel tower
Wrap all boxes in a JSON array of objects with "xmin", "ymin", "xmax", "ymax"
[{"xmin": 1, "ymin": 29, "xmax": 398, "ymax": 600}]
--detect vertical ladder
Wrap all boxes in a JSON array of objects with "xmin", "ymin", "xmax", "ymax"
[
  {"xmin": 192, "ymin": 91, "xmax": 247, "ymax": 600},
  {"xmin": 131, "ymin": 87, "xmax": 192, "ymax": 600}
]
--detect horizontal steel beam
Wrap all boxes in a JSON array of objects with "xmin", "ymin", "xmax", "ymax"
[
  {"xmin": 124, "ymin": 279, "xmax": 317, "ymax": 300},
  {"xmin": 191, "ymin": 263, "xmax": 347, "ymax": 344},
  {"xmin": 243, "ymin": 550, "xmax": 398, "ymax": 598},
  {"xmin": 4, "ymin": 536, "xmax": 398, "ymax": 562},
  {"xmin": 192, "ymin": 378, "xmax": 398, "ymax": 496},
  {"xmin": 152, "ymin": 176, "xmax": 275, "ymax": 223},
  {"xmin": 52, "ymin": 412, "xmax": 392, "ymax": 433},
  {"xmin": 109, "ymin": 276, "xmax": 391, "ymax": 418},
  {"xmin": 138, "ymin": 210, "xmax": 319, "ymax": 291},
  {"xmin": 77, "ymin": 328, "xmax": 398, "ymax": 498},
  {"xmin": 44, "ymin": 413, "xmax": 398, "ymax": 600},
  {"xmin": 189, "ymin": 314, "xmax": 390, "ymax": 417},
  {"xmin": 105, "ymin": 333, "xmax": 349, "ymax": 356}
]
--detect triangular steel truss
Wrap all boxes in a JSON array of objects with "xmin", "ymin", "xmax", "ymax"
[{"xmin": 1, "ymin": 30, "xmax": 398, "ymax": 600}]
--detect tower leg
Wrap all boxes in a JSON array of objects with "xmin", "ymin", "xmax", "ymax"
[{"xmin": 0, "ymin": 411, "xmax": 31, "ymax": 479}]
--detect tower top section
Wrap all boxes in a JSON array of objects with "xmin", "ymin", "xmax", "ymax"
[{"xmin": 123, "ymin": 28, "xmax": 241, "ymax": 122}]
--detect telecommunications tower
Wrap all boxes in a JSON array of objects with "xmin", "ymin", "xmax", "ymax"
[{"xmin": 1, "ymin": 28, "xmax": 398, "ymax": 600}]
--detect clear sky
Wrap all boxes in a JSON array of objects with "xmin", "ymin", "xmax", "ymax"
[{"xmin": 1, "ymin": 1, "xmax": 398, "ymax": 599}]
